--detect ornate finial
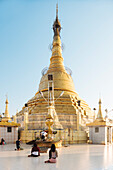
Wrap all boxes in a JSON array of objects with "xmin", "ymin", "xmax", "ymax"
[
  {"xmin": 6, "ymin": 94, "xmax": 8, "ymax": 99},
  {"xmin": 5, "ymin": 94, "xmax": 8, "ymax": 104},
  {"xmin": 53, "ymin": 4, "xmax": 61, "ymax": 37},
  {"xmin": 56, "ymin": 3, "xmax": 58, "ymax": 18},
  {"xmin": 99, "ymin": 98, "xmax": 102, "ymax": 105}
]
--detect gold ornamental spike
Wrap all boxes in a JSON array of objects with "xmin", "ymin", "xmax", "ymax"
[
  {"xmin": 97, "ymin": 98, "xmax": 103, "ymax": 121},
  {"xmin": 56, "ymin": 3, "xmax": 58, "ymax": 18}
]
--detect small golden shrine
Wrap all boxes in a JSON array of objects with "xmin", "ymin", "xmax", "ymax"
[
  {"xmin": 87, "ymin": 99, "xmax": 113, "ymax": 144},
  {"xmin": 0, "ymin": 98, "xmax": 20, "ymax": 143}
]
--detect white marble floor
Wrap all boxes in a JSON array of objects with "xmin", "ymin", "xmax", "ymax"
[{"xmin": 0, "ymin": 144, "xmax": 113, "ymax": 170}]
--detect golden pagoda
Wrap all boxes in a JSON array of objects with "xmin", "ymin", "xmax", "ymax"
[
  {"xmin": 16, "ymin": 5, "xmax": 94, "ymax": 144},
  {"xmin": 87, "ymin": 99, "xmax": 105, "ymax": 127}
]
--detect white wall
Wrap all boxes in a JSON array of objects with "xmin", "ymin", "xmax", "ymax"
[
  {"xmin": 0, "ymin": 127, "xmax": 18, "ymax": 144},
  {"xmin": 89, "ymin": 127, "xmax": 107, "ymax": 144}
]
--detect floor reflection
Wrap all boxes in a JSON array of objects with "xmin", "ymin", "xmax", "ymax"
[{"xmin": 0, "ymin": 144, "xmax": 113, "ymax": 170}]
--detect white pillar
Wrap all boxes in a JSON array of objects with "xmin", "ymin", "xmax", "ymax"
[{"xmin": 109, "ymin": 127, "xmax": 112, "ymax": 144}]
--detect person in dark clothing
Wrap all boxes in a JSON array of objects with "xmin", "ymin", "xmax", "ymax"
[
  {"xmin": 16, "ymin": 139, "xmax": 21, "ymax": 150},
  {"xmin": 45, "ymin": 144, "xmax": 58, "ymax": 163},
  {"xmin": 0, "ymin": 138, "xmax": 5, "ymax": 145},
  {"xmin": 28, "ymin": 143, "xmax": 40, "ymax": 157}
]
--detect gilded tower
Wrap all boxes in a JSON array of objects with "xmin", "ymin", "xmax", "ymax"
[
  {"xmin": 17, "ymin": 5, "xmax": 94, "ymax": 143},
  {"xmin": 97, "ymin": 99, "xmax": 103, "ymax": 121},
  {"xmin": 2, "ymin": 97, "xmax": 11, "ymax": 122}
]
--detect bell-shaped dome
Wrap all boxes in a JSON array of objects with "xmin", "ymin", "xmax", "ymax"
[{"xmin": 37, "ymin": 7, "xmax": 76, "ymax": 96}]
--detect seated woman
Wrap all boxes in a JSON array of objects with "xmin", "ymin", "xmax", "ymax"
[
  {"xmin": 45, "ymin": 144, "xmax": 58, "ymax": 163},
  {"xmin": 1, "ymin": 138, "xmax": 6, "ymax": 145},
  {"xmin": 28, "ymin": 143, "xmax": 40, "ymax": 157}
]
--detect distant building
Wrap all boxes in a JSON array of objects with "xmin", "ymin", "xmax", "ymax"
[
  {"xmin": 0, "ymin": 98, "xmax": 20, "ymax": 144},
  {"xmin": 87, "ymin": 99, "xmax": 112, "ymax": 145}
]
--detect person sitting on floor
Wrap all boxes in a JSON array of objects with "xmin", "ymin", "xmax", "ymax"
[
  {"xmin": 0, "ymin": 138, "xmax": 6, "ymax": 145},
  {"xmin": 45, "ymin": 144, "xmax": 58, "ymax": 163},
  {"xmin": 28, "ymin": 143, "xmax": 40, "ymax": 157}
]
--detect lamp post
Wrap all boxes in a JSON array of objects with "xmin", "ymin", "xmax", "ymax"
[
  {"xmin": 24, "ymin": 103, "xmax": 28, "ymax": 143},
  {"xmin": 105, "ymin": 109, "xmax": 113, "ymax": 144},
  {"xmin": 105, "ymin": 109, "xmax": 113, "ymax": 120},
  {"xmin": 77, "ymin": 100, "xmax": 81, "ymax": 131},
  {"xmin": 93, "ymin": 108, "xmax": 96, "ymax": 121}
]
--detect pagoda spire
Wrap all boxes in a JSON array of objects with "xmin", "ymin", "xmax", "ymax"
[
  {"xmin": 56, "ymin": 3, "xmax": 58, "ymax": 18},
  {"xmin": 4, "ymin": 96, "xmax": 10, "ymax": 121},
  {"xmin": 53, "ymin": 3, "xmax": 61, "ymax": 37},
  {"xmin": 47, "ymin": 4, "xmax": 66, "ymax": 73},
  {"xmin": 97, "ymin": 98, "xmax": 103, "ymax": 121}
]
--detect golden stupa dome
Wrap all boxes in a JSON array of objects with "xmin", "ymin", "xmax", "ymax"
[{"xmin": 36, "ymin": 10, "xmax": 77, "ymax": 98}]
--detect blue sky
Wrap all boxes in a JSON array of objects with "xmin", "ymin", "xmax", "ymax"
[{"xmin": 0, "ymin": 0, "xmax": 113, "ymax": 118}]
